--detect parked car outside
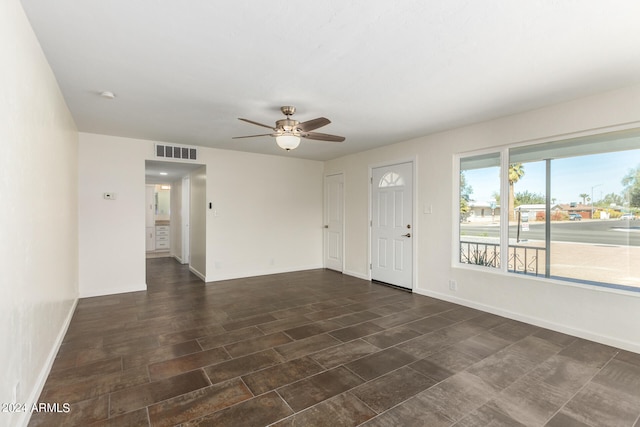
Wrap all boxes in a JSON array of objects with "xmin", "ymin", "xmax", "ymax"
[
  {"xmin": 620, "ymin": 213, "xmax": 635, "ymax": 220},
  {"xmin": 569, "ymin": 213, "xmax": 582, "ymax": 221}
]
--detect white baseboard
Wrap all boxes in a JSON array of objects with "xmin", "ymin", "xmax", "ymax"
[
  {"xmin": 19, "ymin": 298, "xmax": 78, "ymax": 427},
  {"xmin": 343, "ymin": 269, "xmax": 370, "ymax": 281},
  {"xmin": 189, "ymin": 265, "xmax": 206, "ymax": 281},
  {"xmin": 205, "ymin": 264, "xmax": 325, "ymax": 283},
  {"xmin": 413, "ymin": 288, "xmax": 640, "ymax": 355},
  {"xmin": 79, "ymin": 283, "xmax": 147, "ymax": 298}
]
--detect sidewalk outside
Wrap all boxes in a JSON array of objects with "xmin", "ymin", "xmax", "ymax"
[
  {"xmin": 526, "ymin": 240, "xmax": 640, "ymax": 289},
  {"xmin": 460, "ymin": 221, "xmax": 640, "ymax": 290}
]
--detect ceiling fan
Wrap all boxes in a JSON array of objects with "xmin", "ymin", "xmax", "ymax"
[{"xmin": 233, "ymin": 106, "xmax": 345, "ymax": 151}]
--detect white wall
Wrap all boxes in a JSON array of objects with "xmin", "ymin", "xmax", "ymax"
[
  {"xmin": 78, "ymin": 133, "xmax": 324, "ymax": 295},
  {"xmin": 200, "ymin": 148, "xmax": 324, "ymax": 280},
  {"xmin": 0, "ymin": 1, "xmax": 79, "ymax": 426},
  {"xmin": 78, "ymin": 134, "xmax": 148, "ymax": 297},
  {"xmin": 325, "ymin": 84, "xmax": 640, "ymax": 353},
  {"xmin": 189, "ymin": 165, "xmax": 207, "ymax": 279},
  {"xmin": 170, "ymin": 178, "xmax": 184, "ymax": 261}
]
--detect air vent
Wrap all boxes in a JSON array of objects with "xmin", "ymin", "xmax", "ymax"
[{"xmin": 154, "ymin": 144, "xmax": 197, "ymax": 161}]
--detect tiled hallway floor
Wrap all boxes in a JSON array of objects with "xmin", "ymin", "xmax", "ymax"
[{"xmin": 30, "ymin": 258, "xmax": 640, "ymax": 426}]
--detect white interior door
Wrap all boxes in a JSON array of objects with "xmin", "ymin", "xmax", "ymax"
[
  {"xmin": 324, "ymin": 173, "xmax": 344, "ymax": 272},
  {"xmin": 371, "ymin": 162, "xmax": 413, "ymax": 289}
]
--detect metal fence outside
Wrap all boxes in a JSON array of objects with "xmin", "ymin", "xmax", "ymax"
[{"xmin": 460, "ymin": 241, "xmax": 546, "ymax": 276}]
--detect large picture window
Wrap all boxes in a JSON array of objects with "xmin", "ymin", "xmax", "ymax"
[{"xmin": 458, "ymin": 128, "xmax": 640, "ymax": 292}]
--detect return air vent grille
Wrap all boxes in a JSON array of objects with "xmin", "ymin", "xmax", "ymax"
[{"xmin": 154, "ymin": 144, "xmax": 197, "ymax": 161}]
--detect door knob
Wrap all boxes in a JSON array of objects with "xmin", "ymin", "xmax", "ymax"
[{"xmin": 402, "ymin": 233, "xmax": 411, "ymax": 238}]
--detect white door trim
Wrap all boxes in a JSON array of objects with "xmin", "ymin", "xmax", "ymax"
[
  {"xmin": 369, "ymin": 158, "xmax": 417, "ymax": 289},
  {"xmin": 324, "ymin": 172, "xmax": 345, "ymax": 272},
  {"xmin": 182, "ymin": 176, "xmax": 191, "ymax": 265}
]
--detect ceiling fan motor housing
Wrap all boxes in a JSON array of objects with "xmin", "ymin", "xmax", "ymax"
[{"xmin": 276, "ymin": 118, "xmax": 300, "ymax": 134}]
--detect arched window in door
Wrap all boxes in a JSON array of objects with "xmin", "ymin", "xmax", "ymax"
[{"xmin": 378, "ymin": 171, "xmax": 405, "ymax": 188}]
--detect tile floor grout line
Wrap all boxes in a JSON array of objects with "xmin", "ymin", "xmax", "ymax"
[
  {"xmin": 540, "ymin": 349, "xmax": 620, "ymax": 427},
  {"xmin": 106, "ymin": 392, "xmax": 112, "ymax": 421},
  {"xmin": 353, "ymin": 384, "xmax": 457, "ymax": 427},
  {"xmin": 274, "ymin": 388, "xmax": 297, "ymax": 419},
  {"xmin": 409, "ymin": 332, "xmax": 561, "ymax": 425},
  {"xmin": 238, "ymin": 376, "xmax": 255, "ymax": 398},
  {"xmin": 199, "ymin": 367, "xmax": 213, "ymax": 387},
  {"xmin": 141, "ymin": 379, "xmax": 242, "ymax": 425},
  {"xmin": 341, "ymin": 363, "xmax": 368, "ymax": 382},
  {"xmin": 344, "ymin": 391, "xmax": 382, "ymax": 424}
]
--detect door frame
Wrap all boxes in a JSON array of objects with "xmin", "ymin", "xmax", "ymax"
[
  {"xmin": 323, "ymin": 172, "xmax": 345, "ymax": 272},
  {"xmin": 181, "ymin": 176, "xmax": 191, "ymax": 265},
  {"xmin": 369, "ymin": 158, "xmax": 417, "ymax": 289},
  {"xmin": 144, "ymin": 160, "xmax": 206, "ymax": 283}
]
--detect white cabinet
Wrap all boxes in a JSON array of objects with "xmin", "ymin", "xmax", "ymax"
[{"xmin": 155, "ymin": 225, "xmax": 170, "ymax": 250}]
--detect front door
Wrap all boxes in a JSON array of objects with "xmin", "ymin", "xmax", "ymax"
[
  {"xmin": 371, "ymin": 162, "xmax": 413, "ymax": 289},
  {"xmin": 324, "ymin": 173, "xmax": 344, "ymax": 272}
]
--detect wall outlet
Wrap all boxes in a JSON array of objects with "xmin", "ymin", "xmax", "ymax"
[{"xmin": 449, "ymin": 279, "xmax": 458, "ymax": 291}]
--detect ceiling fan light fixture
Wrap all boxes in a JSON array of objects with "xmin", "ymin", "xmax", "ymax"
[
  {"xmin": 275, "ymin": 134, "xmax": 301, "ymax": 151},
  {"xmin": 234, "ymin": 106, "xmax": 344, "ymax": 149}
]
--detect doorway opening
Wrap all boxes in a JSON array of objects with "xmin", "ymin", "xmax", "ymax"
[
  {"xmin": 145, "ymin": 184, "xmax": 172, "ymax": 258},
  {"xmin": 145, "ymin": 160, "xmax": 206, "ymax": 281}
]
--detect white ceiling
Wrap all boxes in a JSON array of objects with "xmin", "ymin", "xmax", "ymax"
[
  {"xmin": 19, "ymin": 1, "xmax": 640, "ymax": 161},
  {"xmin": 145, "ymin": 160, "xmax": 203, "ymax": 184}
]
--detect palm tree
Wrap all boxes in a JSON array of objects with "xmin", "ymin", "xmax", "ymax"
[
  {"xmin": 509, "ymin": 163, "xmax": 525, "ymax": 221},
  {"xmin": 579, "ymin": 193, "xmax": 589, "ymax": 205}
]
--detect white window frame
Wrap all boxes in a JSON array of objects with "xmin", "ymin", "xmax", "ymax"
[
  {"xmin": 453, "ymin": 122, "xmax": 640, "ymax": 294},
  {"xmin": 453, "ymin": 147, "xmax": 509, "ymax": 272}
]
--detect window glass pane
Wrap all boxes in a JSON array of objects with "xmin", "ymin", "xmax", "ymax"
[
  {"xmin": 379, "ymin": 171, "xmax": 405, "ymax": 188},
  {"xmin": 507, "ymin": 128, "xmax": 640, "ymax": 291},
  {"xmin": 506, "ymin": 160, "xmax": 548, "ymax": 277},
  {"xmin": 459, "ymin": 152, "xmax": 501, "ymax": 269},
  {"xmin": 549, "ymin": 149, "xmax": 640, "ymax": 290}
]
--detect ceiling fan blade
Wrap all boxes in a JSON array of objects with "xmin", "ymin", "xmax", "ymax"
[
  {"xmin": 297, "ymin": 117, "xmax": 330, "ymax": 132},
  {"xmin": 301, "ymin": 132, "xmax": 345, "ymax": 142},
  {"xmin": 238, "ymin": 118, "xmax": 275, "ymax": 130},
  {"xmin": 232, "ymin": 133, "xmax": 274, "ymax": 139}
]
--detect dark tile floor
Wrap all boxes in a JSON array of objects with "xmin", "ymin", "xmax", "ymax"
[{"xmin": 30, "ymin": 258, "xmax": 640, "ymax": 426}]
